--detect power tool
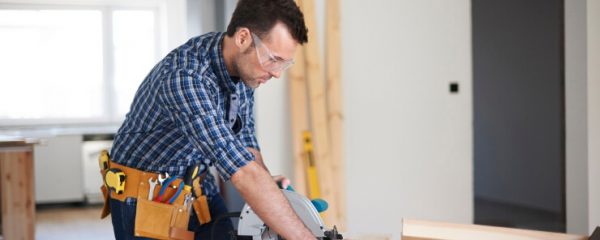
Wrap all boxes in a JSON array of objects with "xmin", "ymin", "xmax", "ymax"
[{"xmin": 235, "ymin": 189, "xmax": 343, "ymax": 240}]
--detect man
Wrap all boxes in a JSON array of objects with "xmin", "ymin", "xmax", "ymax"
[{"xmin": 107, "ymin": 0, "xmax": 315, "ymax": 239}]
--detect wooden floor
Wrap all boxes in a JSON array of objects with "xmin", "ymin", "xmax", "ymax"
[
  {"xmin": 32, "ymin": 204, "xmax": 388, "ymax": 240},
  {"xmin": 36, "ymin": 204, "xmax": 113, "ymax": 240}
]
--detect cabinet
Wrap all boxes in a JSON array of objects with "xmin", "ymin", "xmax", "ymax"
[{"xmin": 33, "ymin": 135, "xmax": 84, "ymax": 203}]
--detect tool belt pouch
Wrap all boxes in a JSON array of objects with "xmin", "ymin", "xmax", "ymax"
[
  {"xmin": 192, "ymin": 177, "xmax": 211, "ymax": 224},
  {"xmin": 99, "ymin": 150, "xmax": 112, "ymax": 219},
  {"xmin": 193, "ymin": 195, "xmax": 211, "ymax": 225},
  {"xmin": 100, "ymin": 185, "xmax": 111, "ymax": 219},
  {"xmin": 134, "ymin": 174, "xmax": 193, "ymax": 240}
]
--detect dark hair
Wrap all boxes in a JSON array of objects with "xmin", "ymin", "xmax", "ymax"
[{"xmin": 226, "ymin": 0, "xmax": 308, "ymax": 44}]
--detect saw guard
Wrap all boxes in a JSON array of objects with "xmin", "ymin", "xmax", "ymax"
[{"xmin": 237, "ymin": 189, "xmax": 326, "ymax": 239}]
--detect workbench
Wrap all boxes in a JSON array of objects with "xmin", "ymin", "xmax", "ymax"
[{"xmin": 0, "ymin": 137, "xmax": 37, "ymax": 240}]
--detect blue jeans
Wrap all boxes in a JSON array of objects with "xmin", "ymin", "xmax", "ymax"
[{"xmin": 109, "ymin": 194, "xmax": 234, "ymax": 240}]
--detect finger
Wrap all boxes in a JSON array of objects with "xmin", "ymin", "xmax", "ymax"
[
  {"xmin": 281, "ymin": 178, "xmax": 291, "ymax": 189},
  {"xmin": 272, "ymin": 175, "xmax": 291, "ymax": 189},
  {"xmin": 272, "ymin": 175, "xmax": 284, "ymax": 182}
]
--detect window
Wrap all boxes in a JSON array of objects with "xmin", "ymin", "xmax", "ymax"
[
  {"xmin": 0, "ymin": 5, "xmax": 161, "ymax": 125},
  {"xmin": 112, "ymin": 10, "xmax": 158, "ymax": 117},
  {"xmin": 0, "ymin": 9, "xmax": 104, "ymax": 120}
]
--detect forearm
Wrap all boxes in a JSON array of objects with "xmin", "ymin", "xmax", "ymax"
[
  {"xmin": 247, "ymin": 147, "xmax": 268, "ymax": 172},
  {"xmin": 231, "ymin": 161, "xmax": 314, "ymax": 239}
]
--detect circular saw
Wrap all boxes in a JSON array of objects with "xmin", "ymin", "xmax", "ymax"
[{"xmin": 236, "ymin": 189, "xmax": 343, "ymax": 240}]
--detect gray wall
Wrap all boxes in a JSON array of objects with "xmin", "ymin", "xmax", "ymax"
[
  {"xmin": 565, "ymin": 0, "xmax": 600, "ymax": 235},
  {"xmin": 565, "ymin": 0, "xmax": 589, "ymax": 234},
  {"xmin": 186, "ymin": 0, "xmax": 222, "ymax": 36},
  {"xmin": 473, "ymin": 0, "xmax": 565, "ymax": 214},
  {"xmin": 586, "ymin": 0, "xmax": 600, "ymax": 233}
]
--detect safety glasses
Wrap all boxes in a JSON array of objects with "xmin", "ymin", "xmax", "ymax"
[{"xmin": 251, "ymin": 32, "xmax": 294, "ymax": 73}]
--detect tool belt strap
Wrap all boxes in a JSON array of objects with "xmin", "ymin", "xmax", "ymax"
[{"xmin": 108, "ymin": 162, "xmax": 200, "ymax": 206}]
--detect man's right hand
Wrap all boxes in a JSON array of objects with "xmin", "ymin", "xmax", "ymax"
[
  {"xmin": 231, "ymin": 161, "xmax": 315, "ymax": 240},
  {"xmin": 272, "ymin": 174, "xmax": 292, "ymax": 190}
]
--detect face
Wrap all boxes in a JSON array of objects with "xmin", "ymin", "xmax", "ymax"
[{"xmin": 234, "ymin": 22, "xmax": 298, "ymax": 88}]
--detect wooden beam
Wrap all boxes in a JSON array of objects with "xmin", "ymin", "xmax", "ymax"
[
  {"xmin": 325, "ymin": 0, "xmax": 345, "ymax": 231},
  {"xmin": 299, "ymin": 0, "xmax": 338, "ymax": 226},
  {"xmin": 288, "ymin": 19, "xmax": 309, "ymax": 196},
  {"xmin": 402, "ymin": 219, "xmax": 586, "ymax": 240}
]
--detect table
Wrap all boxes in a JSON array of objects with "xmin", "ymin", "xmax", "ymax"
[{"xmin": 0, "ymin": 137, "xmax": 38, "ymax": 240}]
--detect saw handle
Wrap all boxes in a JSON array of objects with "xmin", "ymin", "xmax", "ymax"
[
  {"xmin": 278, "ymin": 183, "xmax": 328, "ymax": 213},
  {"xmin": 277, "ymin": 181, "xmax": 295, "ymax": 191},
  {"xmin": 310, "ymin": 199, "xmax": 328, "ymax": 213}
]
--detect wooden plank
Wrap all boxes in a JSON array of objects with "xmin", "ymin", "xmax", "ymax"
[
  {"xmin": 325, "ymin": 0, "xmax": 345, "ymax": 231},
  {"xmin": 0, "ymin": 147, "xmax": 35, "ymax": 240},
  {"xmin": 299, "ymin": 0, "xmax": 338, "ymax": 226},
  {"xmin": 401, "ymin": 219, "xmax": 587, "ymax": 240},
  {"xmin": 347, "ymin": 234, "xmax": 392, "ymax": 240},
  {"xmin": 288, "ymin": 25, "xmax": 309, "ymax": 196}
]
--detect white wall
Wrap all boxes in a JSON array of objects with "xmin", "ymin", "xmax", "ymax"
[
  {"xmin": 186, "ymin": 0, "xmax": 203, "ymax": 37},
  {"xmin": 255, "ymin": 77, "xmax": 293, "ymax": 178},
  {"xmin": 161, "ymin": 0, "xmax": 187, "ymax": 49},
  {"xmin": 254, "ymin": 1, "xmax": 473, "ymax": 238},
  {"xmin": 341, "ymin": 0, "xmax": 472, "ymax": 238},
  {"xmin": 587, "ymin": 0, "xmax": 600, "ymax": 233}
]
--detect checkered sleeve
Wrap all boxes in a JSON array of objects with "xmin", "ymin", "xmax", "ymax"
[
  {"xmin": 238, "ymin": 89, "xmax": 260, "ymax": 151},
  {"xmin": 158, "ymin": 69, "xmax": 255, "ymax": 181}
]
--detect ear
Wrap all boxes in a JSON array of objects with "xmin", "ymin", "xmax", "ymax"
[{"xmin": 234, "ymin": 28, "xmax": 252, "ymax": 52}]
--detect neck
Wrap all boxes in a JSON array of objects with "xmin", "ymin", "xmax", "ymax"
[{"xmin": 222, "ymin": 35, "xmax": 239, "ymax": 77}]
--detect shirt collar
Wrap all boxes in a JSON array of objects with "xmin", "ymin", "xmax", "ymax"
[{"xmin": 210, "ymin": 32, "xmax": 240, "ymax": 93}]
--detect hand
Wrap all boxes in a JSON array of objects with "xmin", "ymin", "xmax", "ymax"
[
  {"xmin": 272, "ymin": 175, "xmax": 291, "ymax": 189},
  {"xmin": 231, "ymin": 162, "xmax": 314, "ymax": 239}
]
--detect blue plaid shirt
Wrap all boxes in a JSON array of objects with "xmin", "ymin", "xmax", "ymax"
[{"xmin": 110, "ymin": 32, "xmax": 260, "ymax": 197}]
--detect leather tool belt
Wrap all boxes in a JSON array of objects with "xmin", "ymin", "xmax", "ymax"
[{"xmin": 99, "ymin": 152, "xmax": 211, "ymax": 240}]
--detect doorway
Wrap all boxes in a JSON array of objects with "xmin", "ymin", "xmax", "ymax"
[{"xmin": 472, "ymin": 0, "xmax": 566, "ymax": 232}]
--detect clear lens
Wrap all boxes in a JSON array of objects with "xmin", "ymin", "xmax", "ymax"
[{"xmin": 251, "ymin": 32, "xmax": 294, "ymax": 72}]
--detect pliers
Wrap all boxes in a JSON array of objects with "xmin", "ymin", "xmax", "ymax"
[{"xmin": 153, "ymin": 176, "xmax": 183, "ymax": 204}]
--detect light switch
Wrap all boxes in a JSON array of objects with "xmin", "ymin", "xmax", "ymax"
[{"xmin": 450, "ymin": 82, "xmax": 459, "ymax": 94}]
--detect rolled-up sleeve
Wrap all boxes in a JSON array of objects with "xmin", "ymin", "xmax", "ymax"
[{"xmin": 158, "ymin": 69, "xmax": 254, "ymax": 181}]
